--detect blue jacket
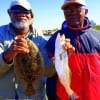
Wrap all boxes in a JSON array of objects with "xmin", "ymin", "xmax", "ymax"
[{"xmin": 0, "ymin": 23, "xmax": 54, "ymax": 99}]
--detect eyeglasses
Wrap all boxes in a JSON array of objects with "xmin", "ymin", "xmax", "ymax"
[
  {"xmin": 10, "ymin": 9, "xmax": 31, "ymax": 14},
  {"xmin": 64, "ymin": 6, "xmax": 86, "ymax": 13}
]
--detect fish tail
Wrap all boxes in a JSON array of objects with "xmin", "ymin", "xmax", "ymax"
[{"xmin": 25, "ymin": 83, "xmax": 35, "ymax": 96}]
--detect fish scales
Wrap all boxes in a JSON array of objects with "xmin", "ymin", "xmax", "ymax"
[{"xmin": 14, "ymin": 39, "xmax": 44, "ymax": 96}]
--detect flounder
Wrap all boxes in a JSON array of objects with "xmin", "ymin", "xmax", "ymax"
[{"xmin": 14, "ymin": 39, "xmax": 44, "ymax": 96}]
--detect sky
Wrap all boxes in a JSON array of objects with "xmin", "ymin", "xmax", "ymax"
[{"xmin": 0, "ymin": 0, "xmax": 100, "ymax": 30}]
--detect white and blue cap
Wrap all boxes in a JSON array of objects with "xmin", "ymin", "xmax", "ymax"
[
  {"xmin": 61, "ymin": 0, "xmax": 87, "ymax": 9},
  {"xmin": 9, "ymin": 0, "xmax": 32, "ymax": 10}
]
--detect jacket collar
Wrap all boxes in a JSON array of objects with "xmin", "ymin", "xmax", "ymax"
[{"xmin": 67, "ymin": 17, "xmax": 90, "ymax": 31}]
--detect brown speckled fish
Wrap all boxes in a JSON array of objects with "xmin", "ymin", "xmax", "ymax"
[{"xmin": 14, "ymin": 39, "xmax": 44, "ymax": 96}]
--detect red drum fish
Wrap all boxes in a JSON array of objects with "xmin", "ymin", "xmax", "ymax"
[{"xmin": 55, "ymin": 33, "xmax": 78, "ymax": 99}]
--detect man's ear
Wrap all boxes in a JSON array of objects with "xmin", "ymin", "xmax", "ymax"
[{"xmin": 85, "ymin": 9, "xmax": 88, "ymax": 15}]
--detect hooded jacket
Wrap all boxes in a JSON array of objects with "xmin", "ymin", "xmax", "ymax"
[{"xmin": 46, "ymin": 18, "xmax": 100, "ymax": 100}]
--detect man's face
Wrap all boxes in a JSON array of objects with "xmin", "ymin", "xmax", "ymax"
[
  {"xmin": 8, "ymin": 6, "xmax": 33, "ymax": 29},
  {"xmin": 63, "ymin": 4, "xmax": 87, "ymax": 28}
]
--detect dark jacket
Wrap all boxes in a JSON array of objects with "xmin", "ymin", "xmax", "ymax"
[{"xmin": 46, "ymin": 18, "xmax": 100, "ymax": 100}]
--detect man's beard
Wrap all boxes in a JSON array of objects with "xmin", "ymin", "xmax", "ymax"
[{"xmin": 12, "ymin": 20, "xmax": 32, "ymax": 29}]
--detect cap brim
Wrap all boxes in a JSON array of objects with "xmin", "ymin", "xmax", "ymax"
[{"xmin": 61, "ymin": 2, "xmax": 84, "ymax": 9}]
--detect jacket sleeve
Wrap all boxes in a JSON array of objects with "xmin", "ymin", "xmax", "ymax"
[
  {"xmin": 0, "ymin": 27, "xmax": 14, "ymax": 77},
  {"xmin": 0, "ymin": 44, "xmax": 13, "ymax": 77}
]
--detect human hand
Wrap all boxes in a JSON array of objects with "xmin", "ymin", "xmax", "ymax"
[
  {"xmin": 3, "ymin": 36, "xmax": 29, "ymax": 63},
  {"xmin": 62, "ymin": 38, "xmax": 75, "ymax": 55},
  {"xmin": 13, "ymin": 36, "xmax": 29, "ymax": 54}
]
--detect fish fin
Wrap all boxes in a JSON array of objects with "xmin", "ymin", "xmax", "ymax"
[{"xmin": 25, "ymin": 83, "xmax": 35, "ymax": 96}]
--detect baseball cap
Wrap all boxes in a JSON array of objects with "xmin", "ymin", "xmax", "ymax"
[
  {"xmin": 9, "ymin": 0, "xmax": 32, "ymax": 10},
  {"xmin": 61, "ymin": 0, "xmax": 87, "ymax": 9}
]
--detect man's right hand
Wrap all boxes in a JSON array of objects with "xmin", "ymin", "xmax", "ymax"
[{"xmin": 3, "ymin": 36, "xmax": 29, "ymax": 64}]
